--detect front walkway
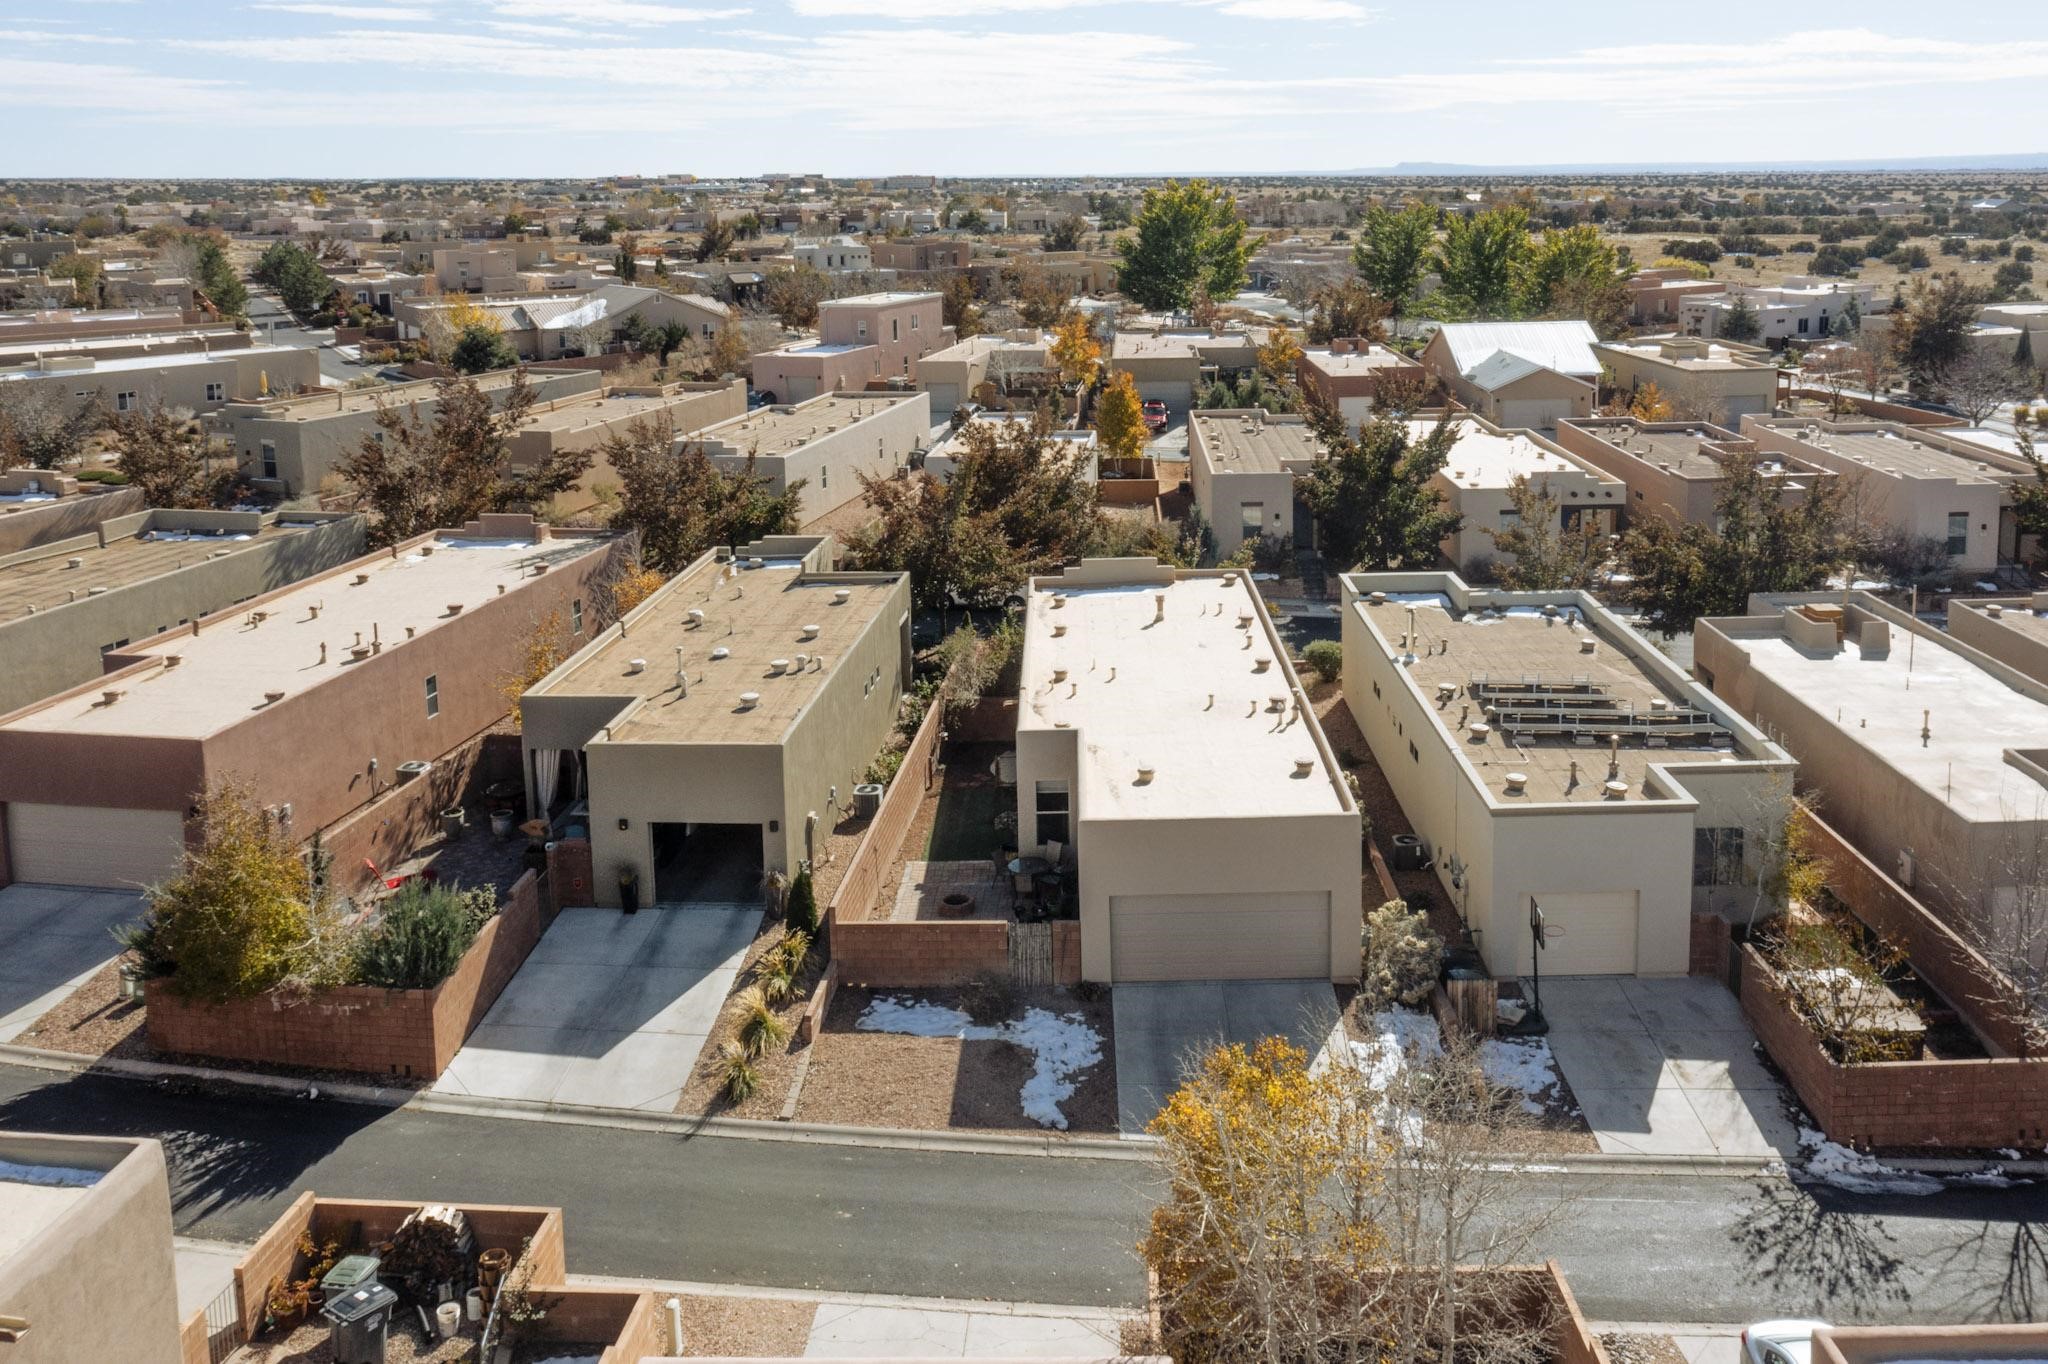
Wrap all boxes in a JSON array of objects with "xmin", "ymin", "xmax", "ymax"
[
  {"xmin": 432, "ymin": 904, "xmax": 759, "ymax": 1111},
  {"xmin": 1541, "ymin": 977, "xmax": 1800, "ymax": 1158},
  {"xmin": 806, "ymin": 1300, "xmax": 1126, "ymax": 1357},
  {"xmin": 1112, "ymin": 979, "xmax": 1339, "ymax": 1135}
]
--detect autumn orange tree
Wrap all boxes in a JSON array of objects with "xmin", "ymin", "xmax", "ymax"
[
  {"xmin": 1048, "ymin": 310, "xmax": 1102, "ymax": 391},
  {"xmin": 500, "ymin": 609, "xmax": 569, "ymax": 724},
  {"xmin": 1093, "ymin": 369, "xmax": 1148, "ymax": 464},
  {"xmin": 1628, "ymin": 381, "xmax": 1674, "ymax": 422}
]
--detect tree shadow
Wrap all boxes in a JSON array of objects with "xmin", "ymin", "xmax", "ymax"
[
  {"xmin": 1729, "ymin": 1177, "xmax": 1911, "ymax": 1318},
  {"xmin": 1930, "ymin": 1216, "xmax": 2048, "ymax": 1322}
]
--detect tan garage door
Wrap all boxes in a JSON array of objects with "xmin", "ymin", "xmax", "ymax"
[
  {"xmin": 6, "ymin": 803, "xmax": 184, "ymax": 889},
  {"xmin": 1526, "ymin": 892, "xmax": 1639, "ymax": 975},
  {"xmin": 1110, "ymin": 892, "xmax": 1329, "ymax": 982}
]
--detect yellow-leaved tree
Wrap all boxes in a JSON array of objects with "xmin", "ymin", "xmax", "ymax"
[
  {"xmin": 1630, "ymin": 381, "xmax": 1674, "ymax": 422},
  {"xmin": 1257, "ymin": 325, "xmax": 1304, "ymax": 385},
  {"xmin": 500, "ymin": 609, "xmax": 568, "ymax": 725},
  {"xmin": 1048, "ymin": 310, "xmax": 1102, "ymax": 391},
  {"xmin": 1094, "ymin": 369, "xmax": 1148, "ymax": 465}
]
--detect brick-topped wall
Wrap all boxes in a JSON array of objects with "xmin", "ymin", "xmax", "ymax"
[
  {"xmin": 1739, "ymin": 944, "xmax": 2048, "ymax": 1149},
  {"xmin": 145, "ymin": 868, "xmax": 545, "ymax": 1079},
  {"xmin": 832, "ymin": 917, "xmax": 1011, "ymax": 987}
]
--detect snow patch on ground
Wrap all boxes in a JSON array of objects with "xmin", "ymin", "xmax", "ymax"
[
  {"xmin": 856, "ymin": 997, "xmax": 1104, "ymax": 1130},
  {"xmin": 1478, "ymin": 1036, "xmax": 1567, "ymax": 1115},
  {"xmin": 1322, "ymin": 1011, "xmax": 1569, "ymax": 1118},
  {"xmin": 1794, "ymin": 1127, "xmax": 1941, "ymax": 1196}
]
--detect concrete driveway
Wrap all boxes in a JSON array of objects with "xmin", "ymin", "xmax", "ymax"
[
  {"xmin": 1540, "ymin": 977, "xmax": 1799, "ymax": 1158},
  {"xmin": 0, "ymin": 884, "xmax": 144, "ymax": 1043},
  {"xmin": 432, "ymin": 904, "xmax": 760, "ymax": 1111},
  {"xmin": 1112, "ymin": 979, "xmax": 1338, "ymax": 1135}
]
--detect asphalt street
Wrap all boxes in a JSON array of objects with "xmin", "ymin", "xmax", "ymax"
[
  {"xmin": 246, "ymin": 291, "xmax": 358, "ymax": 388},
  {"xmin": 3, "ymin": 1061, "xmax": 2044, "ymax": 1322}
]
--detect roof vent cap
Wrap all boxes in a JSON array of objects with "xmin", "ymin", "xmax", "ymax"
[{"xmin": 738, "ymin": 690, "xmax": 760, "ymax": 709}]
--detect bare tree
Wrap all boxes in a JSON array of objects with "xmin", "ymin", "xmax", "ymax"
[
  {"xmin": 0, "ymin": 384, "xmax": 103, "ymax": 470},
  {"xmin": 1947, "ymin": 804, "xmax": 2048, "ymax": 1055},
  {"xmin": 1941, "ymin": 346, "xmax": 2034, "ymax": 424},
  {"xmin": 567, "ymin": 319, "xmax": 611, "ymax": 359}
]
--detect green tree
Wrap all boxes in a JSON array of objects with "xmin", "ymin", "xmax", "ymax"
[
  {"xmin": 1305, "ymin": 279, "xmax": 1390, "ymax": 345},
  {"xmin": 1043, "ymin": 214, "xmax": 1088, "ymax": 253},
  {"xmin": 2009, "ymin": 429, "xmax": 2048, "ymax": 568},
  {"xmin": 1295, "ymin": 406, "xmax": 1461, "ymax": 570},
  {"xmin": 1615, "ymin": 449, "xmax": 1861, "ymax": 636},
  {"xmin": 940, "ymin": 272, "xmax": 982, "ymax": 338},
  {"xmin": 614, "ymin": 232, "xmax": 640, "ymax": 283},
  {"xmin": 339, "ymin": 373, "xmax": 588, "ymax": 544},
  {"xmin": 449, "ymin": 323, "xmax": 519, "ymax": 375},
  {"xmin": 1719, "ymin": 295, "xmax": 1763, "ymax": 344},
  {"xmin": 1434, "ymin": 206, "xmax": 1531, "ymax": 317},
  {"xmin": 47, "ymin": 252, "xmax": 101, "ymax": 304},
  {"xmin": 1517, "ymin": 224, "xmax": 1627, "ymax": 335},
  {"xmin": 847, "ymin": 411, "xmax": 1099, "ymax": 611},
  {"xmin": 1891, "ymin": 273, "xmax": 1988, "ymax": 388},
  {"xmin": 694, "ymin": 219, "xmax": 736, "ymax": 262},
  {"xmin": 1115, "ymin": 180, "xmax": 1255, "ymax": 313},
  {"xmin": 253, "ymin": 240, "xmax": 331, "ymax": 317},
  {"xmin": 1351, "ymin": 201, "xmax": 1436, "ymax": 318}
]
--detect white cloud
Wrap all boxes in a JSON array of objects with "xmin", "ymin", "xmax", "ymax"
[
  {"xmin": 486, "ymin": 0, "xmax": 751, "ymax": 21},
  {"xmin": 250, "ymin": 2, "xmax": 438, "ymax": 18},
  {"xmin": 784, "ymin": 0, "xmax": 1369, "ymax": 18},
  {"xmin": 1213, "ymin": 0, "xmax": 1369, "ymax": 18}
]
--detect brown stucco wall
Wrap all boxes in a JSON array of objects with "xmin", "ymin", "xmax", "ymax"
[
  {"xmin": 143, "ymin": 869, "xmax": 546, "ymax": 1079},
  {"xmin": 0, "ymin": 484, "xmax": 143, "ymax": 557}
]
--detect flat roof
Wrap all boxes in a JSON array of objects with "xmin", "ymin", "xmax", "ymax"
[
  {"xmin": 699, "ymin": 392, "xmax": 917, "ymax": 458},
  {"xmin": 1712, "ymin": 612, "xmax": 2048, "ymax": 824},
  {"xmin": 545, "ymin": 555, "xmax": 900, "ymax": 745},
  {"xmin": 5, "ymin": 533, "xmax": 605, "ymax": 740},
  {"xmin": 238, "ymin": 367, "xmax": 583, "ymax": 421},
  {"xmin": 1957, "ymin": 600, "xmax": 2048, "ymax": 649},
  {"xmin": 822, "ymin": 291, "xmax": 937, "ymax": 307},
  {"xmin": 1020, "ymin": 573, "xmax": 1347, "ymax": 819},
  {"xmin": 0, "ymin": 1164, "xmax": 99, "ymax": 1264},
  {"xmin": 0, "ymin": 343, "xmax": 303, "ymax": 382},
  {"xmin": 1597, "ymin": 339, "xmax": 1773, "ymax": 372},
  {"xmin": 1191, "ymin": 411, "xmax": 1321, "ymax": 475},
  {"xmin": 1566, "ymin": 419, "xmax": 1819, "ymax": 484},
  {"xmin": 1300, "ymin": 346, "xmax": 1417, "ymax": 376},
  {"xmin": 0, "ymin": 522, "xmax": 304, "ymax": 620},
  {"xmin": 0, "ymin": 329, "xmax": 244, "ymax": 362},
  {"xmin": 1752, "ymin": 421, "xmax": 2018, "ymax": 484},
  {"xmin": 1417, "ymin": 418, "xmax": 1621, "ymax": 493},
  {"xmin": 1112, "ymin": 332, "xmax": 1201, "ymax": 360},
  {"xmin": 518, "ymin": 390, "xmax": 692, "ymax": 434},
  {"xmin": 1364, "ymin": 594, "xmax": 1745, "ymax": 804}
]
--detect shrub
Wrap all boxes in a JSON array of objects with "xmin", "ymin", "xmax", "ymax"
[
  {"xmin": 74, "ymin": 468, "xmax": 130, "ymax": 484},
  {"xmin": 141, "ymin": 781, "xmax": 315, "ymax": 1003},
  {"xmin": 1301, "ymin": 639, "xmax": 1342, "ymax": 684},
  {"xmin": 1360, "ymin": 899, "xmax": 1442, "ymax": 1010},
  {"xmin": 351, "ymin": 881, "xmax": 491, "ymax": 990},
  {"xmin": 864, "ymin": 747, "xmax": 905, "ymax": 787},
  {"xmin": 718, "ymin": 1040, "xmax": 759, "ymax": 1102},
  {"xmin": 735, "ymin": 985, "xmax": 790, "ymax": 1057},
  {"xmin": 959, "ymin": 970, "xmax": 1020, "ymax": 1025},
  {"xmin": 786, "ymin": 867, "xmax": 819, "ymax": 936}
]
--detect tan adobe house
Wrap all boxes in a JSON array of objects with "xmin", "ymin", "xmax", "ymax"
[
  {"xmin": 749, "ymin": 291, "xmax": 952, "ymax": 403},
  {"xmin": 1553, "ymin": 417, "xmax": 1836, "ymax": 527},
  {"xmin": 1420, "ymin": 321, "xmax": 1600, "ymax": 430},
  {"xmin": 1014, "ymin": 558, "xmax": 1361, "ymax": 983},
  {"xmin": 519, "ymin": 535, "xmax": 910, "ymax": 904},
  {"xmin": 1341, "ymin": 572, "xmax": 1793, "ymax": 977}
]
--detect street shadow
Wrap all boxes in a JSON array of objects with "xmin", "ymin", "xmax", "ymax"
[
  {"xmin": 1931, "ymin": 1216, "xmax": 2048, "ymax": 1321},
  {"xmin": 1729, "ymin": 1177, "xmax": 1911, "ymax": 1317},
  {"xmin": 0, "ymin": 1068, "xmax": 385, "ymax": 1225}
]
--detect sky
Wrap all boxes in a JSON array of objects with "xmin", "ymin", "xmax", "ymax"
[{"xmin": 4, "ymin": 0, "xmax": 2047, "ymax": 179}]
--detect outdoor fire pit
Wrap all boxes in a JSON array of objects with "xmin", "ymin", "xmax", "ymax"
[{"xmin": 938, "ymin": 892, "xmax": 976, "ymax": 918}]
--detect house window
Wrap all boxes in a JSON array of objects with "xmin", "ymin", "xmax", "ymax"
[
  {"xmin": 205, "ymin": 382, "xmax": 227, "ymax": 402},
  {"xmin": 115, "ymin": 390, "xmax": 139, "ymax": 413},
  {"xmin": 1239, "ymin": 503, "xmax": 1263, "ymax": 542},
  {"xmin": 1797, "ymin": 318, "xmax": 1809, "ymax": 334},
  {"xmin": 911, "ymin": 314, "xmax": 919, "ymax": 330},
  {"xmin": 857, "ymin": 320, "xmax": 868, "ymax": 339},
  {"xmin": 571, "ymin": 598, "xmax": 584, "ymax": 633},
  {"xmin": 1498, "ymin": 508, "xmax": 1521, "ymax": 530},
  {"xmin": 1946, "ymin": 512, "xmax": 1969, "ymax": 558},
  {"xmin": 260, "ymin": 441, "xmax": 277, "ymax": 479},
  {"xmin": 1693, "ymin": 827, "xmax": 1744, "ymax": 886},
  {"xmin": 1034, "ymin": 781, "xmax": 1070, "ymax": 846},
  {"xmin": 891, "ymin": 318, "xmax": 900, "ymax": 341},
  {"xmin": 424, "ymin": 674, "xmax": 440, "ymax": 718}
]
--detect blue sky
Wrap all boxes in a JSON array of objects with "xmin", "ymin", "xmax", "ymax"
[{"xmin": 4, "ymin": 0, "xmax": 2046, "ymax": 178}]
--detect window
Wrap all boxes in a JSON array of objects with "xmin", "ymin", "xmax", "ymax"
[
  {"xmin": 1034, "ymin": 781, "xmax": 1070, "ymax": 846},
  {"xmin": 260, "ymin": 441, "xmax": 277, "ymax": 479},
  {"xmin": 205, "ymin": 382, "xmax": 227, "ymax": 402},
  {"xmin": 890, "ymin": 317, "xmax": 900, "ymax": 341},
  {"xmin": 1239, "ymin": 503, "xmax": 1264, "ymax": 542},
  {"xmin": 424, "ymin": 674, "xmax": 440, "ymax": 718},
  {"xmin": 1497, "ymin": 508, "xmax": 1521, "ymax": 530},
  {"xmin": 857, "ymin": 320, "xmax": 869, "ymax": 339},
  {"xmin": 1693, "ymin": 827, "xmax": 1744, "ymax": 886},
  {"xmin": 1946, "ymin": 512, "xmax": 1969, "ymax": 558},
  {"xmin": 571, "ymin": 598, "xmax": 584, "ymax": 633},
  {"xmin": 911, "ymin": 314, "xmax": 920, "ymax": 330},
  {"xmin": 1797, "ymin": 318, "xmax": 1810, "ymax": 334},
  {"xmin": 115, "ymin": 390, "xmax": 139, "ymax": 413}
]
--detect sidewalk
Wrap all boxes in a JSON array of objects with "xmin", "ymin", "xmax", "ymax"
[{"xmin": 1592, "ymin": 1319, "xmax": 1743, "ymax": 1364}]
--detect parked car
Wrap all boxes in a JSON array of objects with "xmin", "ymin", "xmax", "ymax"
[
  {"xmin": 1741, "ymin": 1319, "xmax": 1832, "ymax": 1364},
  {"xmin": 1141, "ymin": 399, "xmax": 1170, "ymax": 432}
]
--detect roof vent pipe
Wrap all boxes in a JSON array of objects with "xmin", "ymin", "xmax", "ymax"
[
  {"xmin": 1154, "ymin": 592, "xmax": 1166, "ymax": 623},
  {"xmin": 1293, "ymin": 757, "xmax": 1315, "ymax": 777},
  {"xmin": 800, "ymin": 623, "xmax": 820, "ymax": 640},
  {"xmin": 833, "ymin": 588, "xmax": 851, "ymax": 604},
  {"xmin": 627, "ymin": 657, "xmax": 646, "ymax": 674},
  {"xmin": 1135, "ymin": 762, "xmax": 1155, "ymax": 785},
  {"xmin": 770, "ymin": 658, "xmax": 790, "ymax": 675},
  {"xmin": 710, "ymin": 646, "xmax": 729, "ymax": 660},
  {"xmin": 676, "ymin": 647, "xmax": 688, "ymax": 696},
  {"xmin": 739, "ymin": 691, "xmax": 760, "ymax": 709}
]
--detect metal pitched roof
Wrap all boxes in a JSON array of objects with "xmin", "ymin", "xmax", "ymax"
[{"xmin": 1438, "ymin": 320, "xmax": 1600, "ymax": 380}]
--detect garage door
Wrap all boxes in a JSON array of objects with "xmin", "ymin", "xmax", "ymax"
[
  {"xmin": 1134, "ymin": 380, "xmax": 1191, "ymax": 417},
  {"xmin": 1497, "ymin": 398, "xmax": 1576, "ymax": 430},
  {"xmin": 6, "ymin": 803, "xmax": 185, "ymax": 889},
  {"xmin": 1526, "ymin": 892, "xmax": 1638, "ymax": 975},
  {"xmin": 923, "ymin": 382, "xmax": 960, "ymax": 418},
  {"xmin": 1110, "ymin": 892, "xmax": 1329, "ymax": 982}
]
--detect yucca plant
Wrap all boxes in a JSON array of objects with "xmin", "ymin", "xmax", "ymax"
[
  {"xmin": 718, "ymin": 1040, "xmax": 758, "ymax": 1103},
  {"xmin": 735, "ymin": 985, "xmax": 789, "ymax": 1058}
]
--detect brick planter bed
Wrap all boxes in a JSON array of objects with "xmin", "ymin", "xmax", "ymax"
[
  {"xmin": 144, "ymin": 869, "xmax": 548, "ymax": 1081},
  {"xmin": 1738, "ymin": 943, "xmax": 2048, "ymax": 1151}
]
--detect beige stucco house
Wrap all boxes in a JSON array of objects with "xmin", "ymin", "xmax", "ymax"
[
  {"xmin": 1015, "ymin": 558, "xmax": 1361, "ymax": 983},
  {"xmin": 1187, "ymin": 408, "xmax": 1321, "ymax": 557},
  {"xmin": 696, "ymin": 389, "xmax": 931, "ymax": 519},
  {"xmin": 750, "ymin": 292, "xmax": 952, "ymax": 403},
  {"xmin": 1595, "ymin": 337, "xmax": 1782, "ymax": 427},
  {"xmin": 1341, "ymin": 573, "xmax": 1794, "ymax": 977},
  {"xmin": 1425, "ymin": 415, "xmax": 1624, "ymax": 573},
  {"xmin": 1553, "ymin": 417, "xmax": 1836, "ymax": 527},
  {"xmin": 1421, "ymin": 321, "xmax": 1600, "ymax": 430},
  {"xmin": 519, "ymin": 536, "xmax": 911, "ymax": 904}
]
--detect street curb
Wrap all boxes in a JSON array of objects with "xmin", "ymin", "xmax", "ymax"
[{"xmin": 0, "ymin": 1045, "xmax": 1845, "ymax": 1177}]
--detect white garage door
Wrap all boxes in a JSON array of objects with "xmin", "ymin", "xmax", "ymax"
[
  {"xmin": 1111, "ymin": 892, "xmax": 1329, "ymax": 982},
  {"xmin": 923, "ymin": 382, "xmax": 960, "ymax": 419},
  {"xmin": 1497, "ymin": 398, "xmax": 1576, "ymax": 430},
  {"xmin": 6, "ymin": 803, "xmax": 185, "ymax": 889},
  {"xmin": 1527, "ymin": 892, "xmax": 1639, "ymax": 975}
]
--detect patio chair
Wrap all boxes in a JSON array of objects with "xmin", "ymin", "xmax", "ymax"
[
  {"xmin": 1011, "ymin": 871, "xmax": 1041, "ymax": 916},
  {"xmin": 1044, "ymin": 839, "xmax": 1065, "ymax": 869}
]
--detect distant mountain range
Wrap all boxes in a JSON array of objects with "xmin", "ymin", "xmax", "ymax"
[{"xmin": 1330, "ymin": 154, "xmax": 2048, "ymax": 175}]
